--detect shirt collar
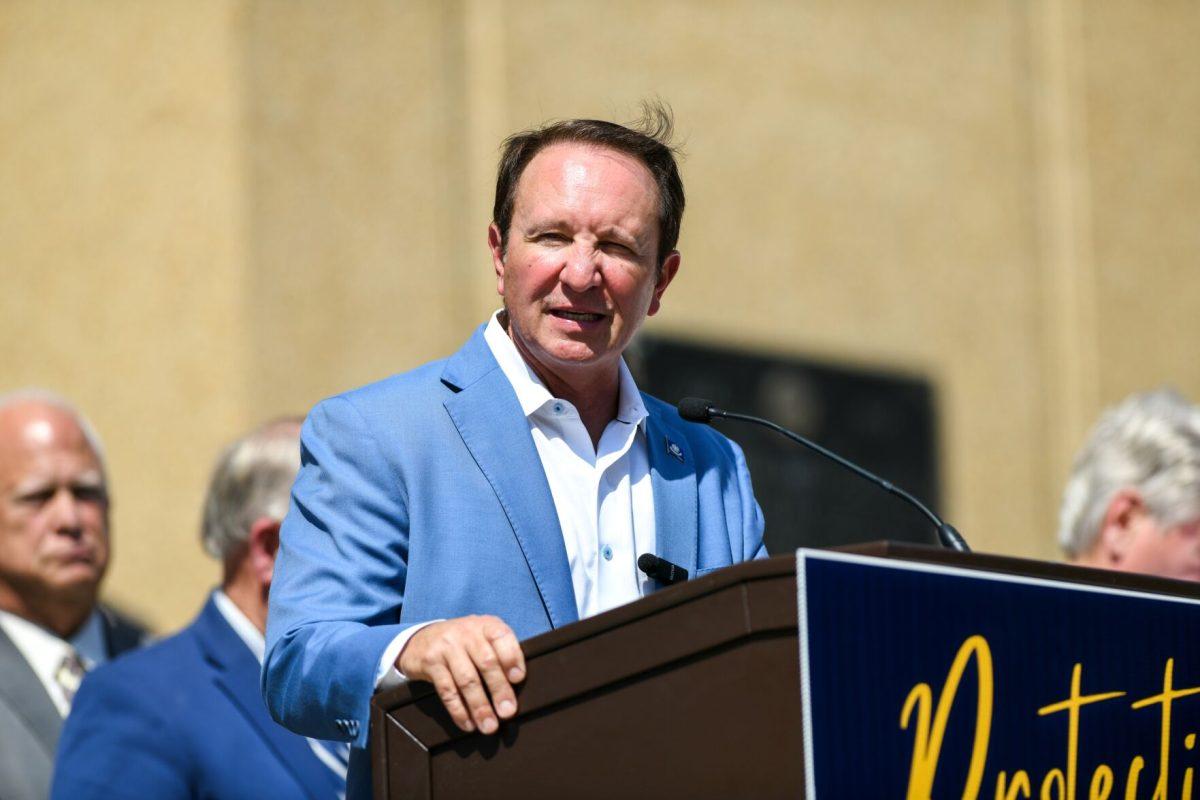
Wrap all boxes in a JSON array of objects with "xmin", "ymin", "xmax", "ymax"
[
  {"xmin": 211, "ymin": 590, "xmax": 265, "ymax": 665},
  {"xmin": 71, "ymin": 609, "xmax": 108, "ymax": 666},
  {"xmin": 482, "ymin": 310, "xmax": 648, "ymax": 427},
  {"xmin": 0, "ymin": 607, "xmax": 106, "ymax": 673}
]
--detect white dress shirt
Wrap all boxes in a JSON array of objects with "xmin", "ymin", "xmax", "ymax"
[
  {"xmin": 212, "ymin": 591, "xmax": 349, "ymax": 782},
  {"xmin": 0, "ymin": 608, "xmax": 108, "ymax": 717},
  {"xmin": 374, "ymin": 312, "xmax": 658, "ymax": 689},
  {"xmin": 482, "ymin": 311, "xmax": 657, "ymax": 616}
]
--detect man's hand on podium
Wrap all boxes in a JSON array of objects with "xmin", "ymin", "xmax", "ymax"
[{"xmin": 397, "ymin": 615, "xmax": 526, "ymax": 735}]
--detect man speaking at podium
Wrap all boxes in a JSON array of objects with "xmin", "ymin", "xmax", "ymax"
[{"xmin": 263, "ymin": 104, "xmax": 767, "ymax": 797}]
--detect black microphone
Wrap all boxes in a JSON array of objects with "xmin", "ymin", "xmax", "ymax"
[
  {"xmin": 677, "ymin": 398, "xmax": 970, "ymax": 553},
  {"xmin": 638, "ymin": 553, "xmax": 689, "ymax": 585}
]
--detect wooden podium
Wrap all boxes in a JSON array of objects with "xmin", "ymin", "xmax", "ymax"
[{"xmin": 370, "ymin": 544, "xmax": 1200, "ymax": 799}]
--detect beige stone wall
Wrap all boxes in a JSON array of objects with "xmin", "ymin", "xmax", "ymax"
[
  {"xmin": 1084, "ymin": 5, "xmax": 1200, "ymax": 402},
  {"xmin": 2, "ymin": 0, "xmax": 1198, "ymax": 632},
  {"xmin": 0, "ymin": 1, "xmax": 250, "ymax": 629}
]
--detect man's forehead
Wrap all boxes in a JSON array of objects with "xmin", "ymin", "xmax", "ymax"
[
  {"xmin": 0, "ymin": 405, "xmax": 101, "ymax": 478},
  {"xmin": 511, "ymin": 143, "xmax": 659, "ymax": 235},
  {"xmin": 20, "ymin": 418, "xmax": 60, "ymax": 447},
  {"xmin": 1, "ymin": 403, "xmax": 84, "ymax": 441},
  {"xmin": 517, "ymin": 143, "xmax": 656, "ymax": 199}
]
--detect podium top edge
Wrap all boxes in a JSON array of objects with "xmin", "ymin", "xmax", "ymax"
[{"xmin": 373, "ymin": 541, "xmax": 1200, "ymax": 711}]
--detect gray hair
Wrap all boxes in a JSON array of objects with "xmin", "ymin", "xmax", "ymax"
[
  {"xmin": 0, "ymin": 388, "xmax": 107, "ymax": 472},
  {"xmin": 200, "ymin": 417, "xmax": 302, "ymax": 561},
  {"xmin": 1058, "ymin": 389, "xmax": 1200, "ymax": 557}
]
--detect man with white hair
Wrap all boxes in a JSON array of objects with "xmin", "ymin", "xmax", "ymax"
[
  {"xmin": 1058, "ymin": 388, "xmax": 1200, "ymax": 581},
  {"xmin": 0, "ymin": 389, "xmax": 146, "ymax": 800},
  {"xmin": 51, "ymin": 418, "xmax": 347, "ymax": 800}
]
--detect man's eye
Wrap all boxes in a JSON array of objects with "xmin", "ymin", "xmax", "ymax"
[
  {"xmin": 600, "ymin": 241, "xmax": 634, "ymax": 256},
  {"xmin": 536, "ymin": 233, "xmax": 569, "ymax": 244},
  {"xmin": 73, "ymin": 487, "xmax": 107, "ymax": 505},
  {"xmin": 16, "ymin": 490, "xmax": 54, "ymax": 507}
]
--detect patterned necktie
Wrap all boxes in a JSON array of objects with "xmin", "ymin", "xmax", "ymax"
[{"xmin": 54, "ymin": 649, "xmax": 87, "ymax": 708}]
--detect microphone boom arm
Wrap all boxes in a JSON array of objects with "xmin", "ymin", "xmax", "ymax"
[{"xmin": 695, "ymin": 402, "xmax": 970, "ymax": 553}]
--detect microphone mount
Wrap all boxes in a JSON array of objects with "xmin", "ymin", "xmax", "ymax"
[{"xmin": 677, "ymin": 398, "xmax": 970, "ymax": 552}]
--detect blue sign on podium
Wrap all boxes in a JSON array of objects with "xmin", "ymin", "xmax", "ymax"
[{"xmin": 798, "ymin": 550, "xmax": 1200, "ymax": 799}]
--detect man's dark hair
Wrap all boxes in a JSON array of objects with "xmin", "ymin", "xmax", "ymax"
[{"xmin": 492, "ymin": 101, "xmax": 685, "ymax": 269}]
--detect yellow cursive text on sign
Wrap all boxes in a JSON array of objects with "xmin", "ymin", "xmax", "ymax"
[{"xmin": 901, "ymin": 634, "xmax": 994, "ymax": 800}]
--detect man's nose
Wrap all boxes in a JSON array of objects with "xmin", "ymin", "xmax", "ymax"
[
  {"xmin": 559, "ymin": 244, "xmax": 602, "ymax": 292},
  {"xmin": 48, "ymin": 488, "xmax": 84, "ymax": 536}
]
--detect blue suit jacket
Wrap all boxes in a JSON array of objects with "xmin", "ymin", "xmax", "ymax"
[
  {"xmin": 51, "ymin": 596, "xmax": 344, "ymax": 800},
  {"xmin": 263, "ymin": 326, "xmax": 766, "ymax": 797}
]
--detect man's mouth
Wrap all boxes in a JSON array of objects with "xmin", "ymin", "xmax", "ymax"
[{"xmin": 550, "ymin": 310, "xmax": 605, "ymax": 322}]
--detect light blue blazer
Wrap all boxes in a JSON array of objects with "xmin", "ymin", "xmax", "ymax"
[{"xmin": 263, "ymin": 326, "xmax": 766, "ymax": 797}]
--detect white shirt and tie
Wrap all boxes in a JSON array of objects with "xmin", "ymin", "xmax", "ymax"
[
  {"xmin": 377, "ymin": 310, "xmax": 658, "ymax": 687},
  {"xmin": 0, "ymin": 609, "xmax": 108, "ymax": 717}
]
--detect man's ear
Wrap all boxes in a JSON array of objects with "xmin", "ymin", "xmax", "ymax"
[
  {"xmin": 647, "ymin": 250, "xmax": 681, "ymax": 317},
  {"xmin": 1096, "ymin": 488, "xmax": 1146, "ymax": 564},
  {"xmin": 247, "ymin": 518, "xmax": 281, "ymax": 587},
  {"xmin": 488, "ymin": 223, "xmax": 507, "ymax": 296}
]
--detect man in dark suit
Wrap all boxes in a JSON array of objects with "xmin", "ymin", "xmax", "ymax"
[
  {"xmin": 0, "ymin": 390, "xmax": 146, "ymax": 800},
  {"xmin": 51, "ymin": 417, "xmax": 347, "ymax": 800}
]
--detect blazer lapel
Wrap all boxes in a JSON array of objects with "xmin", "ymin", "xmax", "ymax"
[
  {"xmin": 645, "ymin": 407, "xmax": 699, "ymax": 581},
  {"xmin": 441, "ymin": 329, "xmax": 579, "ymax": 629},
  {"xmin": 0, "ymin": 626, "xmax": 62, "ymax": 755},
  {"xmin": 194, "ymin": 598, "xmax": 336, "ymax": 799}
]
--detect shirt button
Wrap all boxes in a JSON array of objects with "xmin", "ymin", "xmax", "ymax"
[
  {"xmin": 553, "ymin": 402, "xmax": 565, "ymax": 414},
  {"xmin": 602, "ymin": 545, "xmax": 613, "ymax": 561}
]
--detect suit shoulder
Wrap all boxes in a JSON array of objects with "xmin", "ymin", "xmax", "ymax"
[
  {"xmin": 311, "ymin": 358, "xmax": 453, "ymax": 420},
  {"xmin": 84, "ymin": 623, "xmax": 201, "ymax": 692}
]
